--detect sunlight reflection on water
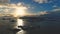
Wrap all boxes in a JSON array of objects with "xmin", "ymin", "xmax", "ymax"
[
  {"xmin": 17, "ymin": 19, "xmax": 25, "ymax": 34},
  {"xmin": 17, "ymin": 30, "xmax": 27, "ymax": 34},
  {"xmin": 17, "ymin": 19, "xmax": 24, "ymax": 26}
]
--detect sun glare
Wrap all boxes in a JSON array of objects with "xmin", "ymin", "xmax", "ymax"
[
  {"xmin": 15, "ymin": 7, "xmax": 26, "ymax": 17},
  {"xmin": 12, "ymin": 6, "xmax": 27, "ymax": 17},
  {"xmin": 6, "ymin": 3, "xmax": 28, "ymax": 17}
]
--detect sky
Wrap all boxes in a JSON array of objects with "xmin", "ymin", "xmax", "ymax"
[
  {"xmin": 0, "ymin": 0, "xmax": 60, "ymax": 16},
  {"xmin": 10, "ymin": 0, "xmax": 60, "ymax": 13}
]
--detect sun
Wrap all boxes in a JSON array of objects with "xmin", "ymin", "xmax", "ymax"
[
  {"xmin": 15, "ymin": 7, "xmax": 26, "ymax": 17},
  {"xmin": 8, "ymin": 3, "xmax": 27, "ymax": 17},
  {"xmin": 12, "ymin": 6, "xmax": 27, "ymax": 17}
]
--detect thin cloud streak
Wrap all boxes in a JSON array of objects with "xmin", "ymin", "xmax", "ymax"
[{"xmin": 33, "ymin": 0, "xmax": 48, "ymax": 3}]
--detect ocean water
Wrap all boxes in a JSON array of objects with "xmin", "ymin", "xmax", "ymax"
[
  {"xmin": 17, "ymin": 18, "xmax": 60, "ymax": 34},
  {"xmin": 0, "ymin": 16, "xmax": 60, "ymax": 34},
  {"xmin": 17, "ymin": 19, "xmax": 41, "ymax": 34}
]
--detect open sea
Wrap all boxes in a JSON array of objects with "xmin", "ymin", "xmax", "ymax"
[{"xmin": 17, "ymin": 18, "xmax": 60, "ymax": 34}]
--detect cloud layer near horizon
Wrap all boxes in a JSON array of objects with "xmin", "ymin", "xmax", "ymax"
[
  {"xmin": 0, "ymin": 2, "xmax": 29, "ymax": 17},
  {"xmin": 26, "ymin": 7, "xmax": 60, "ymax": 16}
]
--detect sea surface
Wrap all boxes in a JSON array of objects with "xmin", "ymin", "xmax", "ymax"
[{"xmin": 17, "ymin": 18, "xmax": 60, "ymax": 34}]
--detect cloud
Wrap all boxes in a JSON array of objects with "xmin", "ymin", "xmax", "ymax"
[
  {"xmin": 37, "ymin": 11, "xmax": 49, "ymax": 15},
  {"xmin": 25, "ymin": 11, "xmax": 49, "ymax": 16},
  {"xmin": 0, "ymin": 0, "xmax": 10, "ymax": 4},
  {"xmin": 26, "ymin": 6, "xmax": 60, "ymax": 16},
  {"xmin": 38, "ymin": 8, "xmax": 60, "ymax": 15},
  {"xmin": 52, "ymin": 6, "xmax": 60, "ymax": 12},
  {"xmin": 0, "ymin": 2, "xmax": 29, "ymax": 17},
  {"xmin": 53, "ymin": 5, "xmax": 57, "ymax": 8},
  {"xmin": 52, "ymin": 8, "xmax": 60, "ymax": 12},
  {"xmin": 33, "ymin": 0, "xmax": 48, "ymax": 3}
]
